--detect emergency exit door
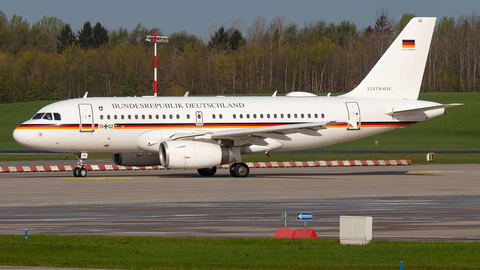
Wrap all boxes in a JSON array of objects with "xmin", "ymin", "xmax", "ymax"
[{"xmin": 195, "ymin": 111, "xmax": 204, "ymax": 126}]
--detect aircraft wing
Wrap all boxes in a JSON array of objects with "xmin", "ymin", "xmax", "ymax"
[
  {"xmin": 211, "ymin": 121, "xmax": 343, "ymax": 139},
  {"xmin": 167, "ymin": 121, "xmax": 344, "ymax": 143},
  {"xmin": 385, "ymin": 103, "xmax": 463, "ymax": 115}
]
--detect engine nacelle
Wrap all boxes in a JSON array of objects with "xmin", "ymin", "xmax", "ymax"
[
  {"xmin": 159, "ymin": 141, "xmax": 232, "ymax": 169},
  {"xmin": 112, "ymin": 153, "xmax": 161, "ymax": 166}
]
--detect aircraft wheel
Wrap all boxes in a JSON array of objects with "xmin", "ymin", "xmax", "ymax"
[
  {"xmin": 78, "ymin": 167, "xmax": 87, "ymax": 177},
  {"xmin": 197, "ymin": 167, "xmax": 217, "ymax": 176},
  {"xmin": 73, "ymin": 167, "xmax": 80, "ymax": 177},
  {"xmin": 229, "ymin": 163, "xmax": 237, "ymax": 177},
  {"xmin": 230, "ymin": 163, "xmax": 249, "ymax": 177}
]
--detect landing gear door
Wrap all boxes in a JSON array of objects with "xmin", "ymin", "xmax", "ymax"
[
  {"xmin": 79, "ymin": 104, "xmax": 94, "ymax": 132},
  {"xmin": 346, "ymin": 102, "xmax": 361, "ymax": 130}
]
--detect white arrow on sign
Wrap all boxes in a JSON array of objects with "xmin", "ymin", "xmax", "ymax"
[{"xmin": 297, "ymin": 212, "xmax": 313, "ymax": 220}]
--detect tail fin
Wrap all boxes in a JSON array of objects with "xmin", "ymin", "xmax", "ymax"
[{"xmin": 343, "ymin": 17, "xmax": 436, "ymax": 100}]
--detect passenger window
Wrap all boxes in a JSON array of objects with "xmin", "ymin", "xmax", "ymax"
[
  {"xmin": 162, "ymin": 115, "xmax": 166, "ymax": 119},
  {"xmin": 314, "ymin": 113, "xmax": 318, "ymax": 118},
  {"xmin": 274, "ymin": 114, "xmax": 277, "ymax": 118},
  {"xmin": 219, "ymin": 114, "xmax": 223, "ymax": 119},
  {"xmin": 187, "ymin": 114, "xmax": 190, "ymax": 119},
  {"xmin": 128, "ymin": 115, "xmax": 131, "ymax": 119},
  {"xmin": 212, "ymin": 114, "xmax": 216, "ymax": 119},
  {"xmin": 149, "ymin": 115, "xmax": 152, "ymax": 120},
  {"xmin": 294, "ymin": 114, "xmax": 297, "ymax": 118},
  {"xmin": 142, "ymin": 115, "xmax": 145, "ymax": 119},
  {"xmin": 287, "ymin": 114, "xmax": 291, "ymax": 118},
  {"xmin": 233, "ymin": 114, "xmax": 236, "ymax": 119},
  {"xmin": 253, "ymin": 114, "xmax": 257, "ymax": 119},
  {"xmin": 176, "ymin": 114, "xmax": 179, "ymax": 119},
  {"xmin": 32, "ymin": 113, "xmax": 44, "ymax": 120},
  {"xmin": 121, "ymin": 115, "xmax": 124, "ymax": 120},
  {"xmin": 169, "ymin": 114, "xmax": 173, "ymax": 119},
  {"xmin": 54, "ymin": 113, "xmax": 61, "ymax": 120},
  {"xmin": 114, "ymin": 115, "xmax": 118, "ymax": 120},
  {"xmin": 301, "ymin": 114, "xmax": 304, "ymax": 118},
  {"xmin": 267, "ymin": 114, "xmax": 270, "ymax": 119},
  {"xmin": 281, "ymin": 114, "xmax": 284, "ymax": 118},
  {"xmin": 107, "ymin": 115, "xmax": 111, "ymax": 120},
  {"xmin": 240, "ymin": 114, "xmax": 243, "ymax": 119},
  {"xmin": 156, "ymin": 115, "xmax": 159, "ymax": 119},
  {"xmin": 246, "ymin": 114, "xmax": 250, "ymax": 119},
  {"xmin": 321, "ymin": 113, "xmax": 325, "ymax": 118},
  {"xmin": 308, "ymin": 113, "xmax": 311, "ymax": 118},
  {"xmin": 100, "ymin": 115, "xmax": 104, "ymax": 120},
  {"xmin": 135, "ymin": 115, "xmax": 138, "ymax": 119},
  {"xmin": 260, "ymin": 114, "xmax": 264, "ymax": 119},
  {"xmin": 43, "ymin": 113, "xmax": 53, "ymax": 120}
]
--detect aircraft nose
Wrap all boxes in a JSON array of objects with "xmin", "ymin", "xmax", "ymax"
[{"xmin": 13, "ymin": 126, "xmax": 31, "ymax": 148}]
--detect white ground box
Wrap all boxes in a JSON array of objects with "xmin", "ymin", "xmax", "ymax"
[{"xmin": 339, "ymin": 216, "xmax": 372, "ymax": 245}]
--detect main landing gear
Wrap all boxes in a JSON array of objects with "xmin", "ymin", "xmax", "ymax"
[
  {"xmin": 229, "ymin": 163, "xmax": 249, "ymax": 177},
  {"xmin": 197, "ymin": 166, "xmax": 217, "ymax": 176},
  {"xmin": 73, "ymin": 152, "xmax": 88, "ymax": 177},
  {"xmin": 196, "ymin": 162, "xmax": 250, "ymax": 177}
]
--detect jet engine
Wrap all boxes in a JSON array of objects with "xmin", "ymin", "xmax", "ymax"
[
  {"xmin": 112, "ymin": 153, "xmax": 161, "ymax": 166},
  {"xmin": 159, "ymin": 140, "xmax": 233, "ymax": 169}
]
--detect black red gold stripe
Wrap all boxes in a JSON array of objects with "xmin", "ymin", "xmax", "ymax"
[
  {"xmin": 402, "ymin": 39, "xmax": 415, "ymax": 48},
  {"xmin": 16, "ymin": 122, "xmax": 416, "ymax": 130}
]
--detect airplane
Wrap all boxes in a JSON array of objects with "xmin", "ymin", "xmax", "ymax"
[{"xmin": 13, "ymin": 17, "xmax": 462, "ymax": 178}]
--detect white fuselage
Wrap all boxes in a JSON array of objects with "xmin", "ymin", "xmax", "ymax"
[{"xmin": 13, "ymin": 94, "xmax": 445, "ymax": 155}]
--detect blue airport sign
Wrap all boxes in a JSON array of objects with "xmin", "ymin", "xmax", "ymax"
[{"xmin": 297, "ymin": 212, "xmax": 313, "ymax": 221}]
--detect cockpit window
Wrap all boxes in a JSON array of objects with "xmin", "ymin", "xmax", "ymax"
[
  {"xmin": 32, "ymin": 113, "xmax": 44, "ymax": 120},
  {"xmin": 54, "ymin": 113, "xmax": 61, "ymax": 120},
  {"xmin": 43, "ymin": 113, "xmax": 53, "ymax": 120}
]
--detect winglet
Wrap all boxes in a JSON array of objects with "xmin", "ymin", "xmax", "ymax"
[{"xmin": 82, "ymin": 92, "xmax": 88, "ymax": 98}]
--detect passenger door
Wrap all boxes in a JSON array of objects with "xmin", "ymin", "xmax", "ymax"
[
  {"xmin": 346, "ymin": 102, "xmax": 361, "ymax": 130},
  {"xmin": 78, "ymin": 104, "xmax": 95, "ymax": 132}
]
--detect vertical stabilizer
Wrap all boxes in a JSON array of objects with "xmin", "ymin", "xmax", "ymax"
[{"xmin": 342, "ymin": 17, "xmax": 436, "ymax": 100}]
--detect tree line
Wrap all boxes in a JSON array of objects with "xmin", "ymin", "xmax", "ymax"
[{"xmin": 0, "ymin": 10, "xmax": 479, "ymax": 103}]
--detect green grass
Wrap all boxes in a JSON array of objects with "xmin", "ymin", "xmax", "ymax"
[
  {"xmin": 1, "ymin": 235, "xmax": 479, "ymax": 269},
  {"xmin": 242, "ymin": 152, "xmax": 480, "ymax": 164},
  {"xmin": 0, "ymin": 153, "xmax": 112, "ymax": 162}
]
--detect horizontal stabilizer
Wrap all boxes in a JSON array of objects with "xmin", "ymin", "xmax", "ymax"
[{"xmin": 385, "ymin": 103, "xmax": 464, "ymax": 115}]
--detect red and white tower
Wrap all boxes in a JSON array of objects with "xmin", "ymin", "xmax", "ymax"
[{"xmin": 146, "ymin": 31, "xmax": 168, "ymax": 97}]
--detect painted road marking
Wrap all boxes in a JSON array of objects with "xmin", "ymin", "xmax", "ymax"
[
  {"xmin": 60, "ymin": 177, "xmax": 135, "ymax": 180},
  {"xmin": 407, "ymin": 171, "xmax": 464, "ymax": 174}
]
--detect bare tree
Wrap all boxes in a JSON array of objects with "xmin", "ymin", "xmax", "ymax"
[{"xmin": 373, "ymin": 8, "xmax": 394, "ymax": 56}]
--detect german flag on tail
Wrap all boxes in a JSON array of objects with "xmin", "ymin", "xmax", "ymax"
[{"xmin": 402, "ymin": 39, "xmax": 415, "ymax": 48}]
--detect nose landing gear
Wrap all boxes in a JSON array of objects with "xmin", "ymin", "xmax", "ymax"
[{"xmin": 74, "ymin": 152, "xmax": 88, "ymax": 177}]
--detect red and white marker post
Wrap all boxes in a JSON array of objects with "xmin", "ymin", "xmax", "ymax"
[{"xmin": 146, "ymin": 31, "xmax": 168, "ymax": 97}]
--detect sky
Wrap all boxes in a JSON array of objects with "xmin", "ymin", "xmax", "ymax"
[{"xmin": 1, "ymin": 0, "xmax": 479, "ymax": 41}]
